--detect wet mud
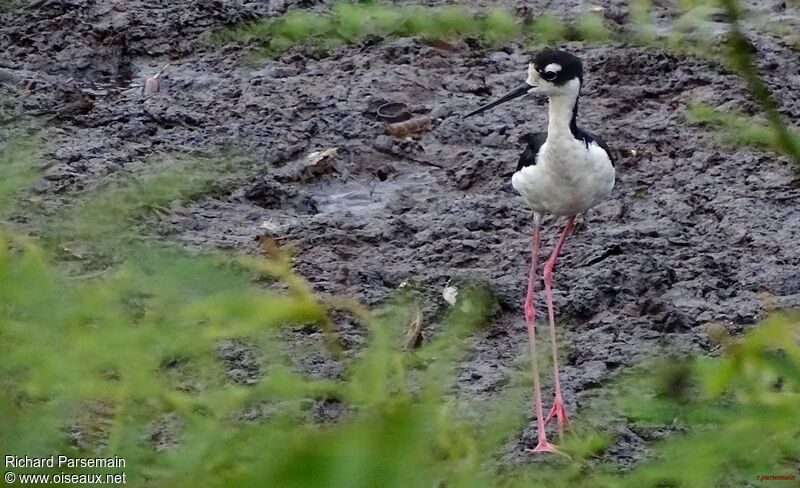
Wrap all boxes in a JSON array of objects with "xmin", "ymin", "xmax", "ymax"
[{"xmin": 2, "ymin": 0, "xmax": 799, "ymax": 465}]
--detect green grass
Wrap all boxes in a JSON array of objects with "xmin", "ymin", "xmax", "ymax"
[
  {"xmin": 212, "ymin": 3, "xmax": 609, "ymax": 58},
  {"xmin": 0, "ymin": 134, "xmax": 41, "ymax": 218},
  {"xmin": 2, "ymin": 227, "xmax": 798, "ymax": 486},
  {"xmin": 1, "ymin": 126, "xmax": 799, "ymax": 487},
  {"xmin": 717, "ymin": 0, "xmax": 800, "ymax": 166},
  {"xmin": 0, "ymin": 0, "xmax": 23, "ymax": 12},
  {"xmin": 0, "ymin": 229, "xmax": 510, "ymax": 487},
  {"xmin": 687, "ymin": 102, "xmax": 800, "ymax": 161},
  {"xmin": 574, "ymin": 12, "xmax": 612, "ymax": 42},
  {"xmin": 31, "ymin": 150, "xmax": 258, "ymax": 269},
  {"xmin": 524, "ymin": 14, "xmax": 568, "ymax": 45},
  {"xmin": 618, "ymin": 317, "xmax": 800, "ymax": 487}
]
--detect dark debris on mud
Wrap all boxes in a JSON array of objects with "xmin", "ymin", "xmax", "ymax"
[{"xmin": 2, "ymin": 0, "xmax": 799, "ymax": 466}]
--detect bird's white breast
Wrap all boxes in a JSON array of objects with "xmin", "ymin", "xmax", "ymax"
[{"xmin": 511, "ymin": 136, "xmax": 614, "ymax": 216}]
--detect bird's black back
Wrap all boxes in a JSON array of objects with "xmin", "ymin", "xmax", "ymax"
[
  {"xmin": 575, "ymin": 128, "xmax": 615, "ymax": 166},
  {"xmin": 517, "ymin": 132, "xmax": 547, "ymax": 171}
]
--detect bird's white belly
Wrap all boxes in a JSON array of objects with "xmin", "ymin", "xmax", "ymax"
[{"xmin": 511, "ymin": 138, "xmax": 614, "ymax": 216}]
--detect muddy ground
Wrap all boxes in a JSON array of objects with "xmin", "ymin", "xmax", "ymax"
[{"xmin": 2, "ymin": 0, "xmax": 799, "ymax": 467}]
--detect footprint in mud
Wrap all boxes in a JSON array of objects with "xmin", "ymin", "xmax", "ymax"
[
  {"xmin": 245, "ymin": 178, "xmax": 318, "ymax": 215},
  {"xmin": 245, "ymin": 168, "xmax": 437, "ymax": 221}
]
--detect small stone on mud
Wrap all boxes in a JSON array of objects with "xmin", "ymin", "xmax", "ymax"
[
  {"xmin": 430, "ymin": 105, "xmax": 453, "ymax": 119},
  {"xmin": 295, "ymin": 195, "xmax": 319, "ymax": 215},
  {"xmin": 142, "ymin": 77, "xmax": 160, "ymax": 95},
  {"xmin": 373, "ymin": 135, "xmax": 394, "ymax": 153},
  {"xmin": 280, "ymin": 154, "xmax": 338, "ymax": 184},
  {"xmin": 384, "ymin": 117, "xmax": 433, "ymax": 138},
  {"xmin": 464, "ymin": 212, "xmax": 489, "ymax": 231},
  {"xmin": 454, "ymin": 165, "xmax": 479, "ymax": 190},
  {"xmin": 481, "ymin": 131, "xmax": 505, "ymax": 147},
  {"xmin": 487, "ymin": 51, "xmax": 511, "ymax": 63},
  {"xmin": 443, "ymin": 283, "xmax": 459, "ymax": 305},
  {"xmin": 306, "ymin": 147, "xmax": 338, "ymax": 165}
]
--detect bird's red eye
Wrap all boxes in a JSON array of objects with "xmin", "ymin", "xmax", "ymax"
[{"xmin": 544, "ymin": 71, "xmax": 557, "ymax": 81}]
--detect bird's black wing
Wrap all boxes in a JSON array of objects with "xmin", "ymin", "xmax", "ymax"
[
  {"xmin": 516, "ymin": 132, "xmax": 547, "ymax": 172},
  {"xmin": 581, "ymin": 130, "xmax": 615, "ymax": 167}
]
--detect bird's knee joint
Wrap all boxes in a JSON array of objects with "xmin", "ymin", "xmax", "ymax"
[
  {"xmin": 543, "ymin": 267, "xmax": 554, "ymax": 285},
  {"xmin": 524, "ymin": 303, "xmax": 535, "ymax": 323}
]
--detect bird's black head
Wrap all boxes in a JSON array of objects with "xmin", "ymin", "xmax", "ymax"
[
  {"xmin": 529, "ymin": 49, "xmax": 583, "ymax": 88},
  {"xmin": 464, "ymin": 49, "xmax": 584, "ymax": 118}
]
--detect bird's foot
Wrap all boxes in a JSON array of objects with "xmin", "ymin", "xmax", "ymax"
[
  {"xmin": 544, "ymin": 397, "xmax": 571, "ymax": 435},
  {"xmin": 526, "ymin": 439, "xmax": 570, "ymax": 458},
  {"xmin": 526, "ymin": 439, "xmax": 560, "ymax": 454}
]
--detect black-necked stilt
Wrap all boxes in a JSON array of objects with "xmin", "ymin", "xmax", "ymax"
[{"xmin": 466, "ymin": 49, "xmax": 615, "ymax": 453}]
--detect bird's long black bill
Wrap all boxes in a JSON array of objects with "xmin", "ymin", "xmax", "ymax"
[{"xmin": 463, "ymin": 83, "xmax": 533, "ymax": 118}]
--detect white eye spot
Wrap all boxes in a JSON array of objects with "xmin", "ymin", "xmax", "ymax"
[{"xmin": 545, "ymin": 63, "xmax": 563, "ymax": 73}]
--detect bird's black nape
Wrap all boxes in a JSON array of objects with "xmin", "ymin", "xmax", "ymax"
[{"xmin": 463, "ymin": 83, "xmax": 532, "ymax": 118}]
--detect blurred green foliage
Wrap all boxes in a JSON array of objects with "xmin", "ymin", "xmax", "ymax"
[
  {"xmin": 2, "ymin": 133, "xmax": 800, "ymax": 487},
  {"xmin": 0, "ymin": 0, "xmax": 21, "ymax": 12},
  {"xmin": 26, "ymin": 150, "xmax": 258, "ymax": 270},
  {"xmin": 1, "ymin": 222, "xmax": 798, "ymax": 486},
  {"xmin": 614, "ymin": 316, "xmax": 800, "ymax": 487},
  {"xmin": 212, "ymin": 3, "xmax": 602, "ymax": 57},
  {"xmin": 0, "ymin": 134, "xmax": 39, "ymax": 217},
  {"xmin": 525, "ymin": 13, "xmax": 568, "ymax": 45},
  {"xmin": 687, "ymin": 102, "xmax": 800, "ymax": 158},
  {"xmin": 0, "ymin": 225, "xmax": 518, "ymax": 486},
  {"xmin": 630, "ymin": 0, "xmax": 800, "ymax": 167},
  {"xmin": 715, "ymin": 0, "xmax": 800, "ymax": 166},
  {"xmin": 573, "ymin": 12, "xmax": 612, "ymax": 43}
]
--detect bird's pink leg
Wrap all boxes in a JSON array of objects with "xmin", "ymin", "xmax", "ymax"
[
  {"xmin": 524, "ymin": 215, "xmax": 558, "ymax": 453},
  {"xmin": 543, "ymin": 215, "xmax": 576, "ymax": 437}
]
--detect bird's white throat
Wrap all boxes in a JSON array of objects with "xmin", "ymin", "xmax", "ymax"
[
  {"xmin": 546, "ymin": 93, "xmax": 578, "ymax": 138},
  {"xmin": 545, "ymin": 78, "xmax": 581, "ymax": 139}
]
